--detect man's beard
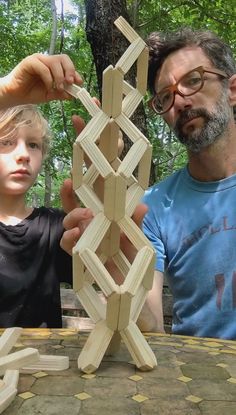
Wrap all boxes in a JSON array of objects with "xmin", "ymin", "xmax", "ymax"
[{"xmin": 173, "ymin": 91, "xmax": 231, "ymax": 152}]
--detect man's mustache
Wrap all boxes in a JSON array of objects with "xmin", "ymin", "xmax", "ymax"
[{"xmin": 174, "ymin": 108, "xmax": 211, "ymax": 131}]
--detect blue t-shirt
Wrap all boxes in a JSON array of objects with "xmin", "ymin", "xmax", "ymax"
[{"xmin": 143, "ymin": 166, "xmax": 236, "ymax": 339}]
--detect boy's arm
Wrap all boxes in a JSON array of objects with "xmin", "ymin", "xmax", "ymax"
[
  {"xmin": 137, "ymin": 270, "xmax": 165, "ymax": 333},
  {"xmin": 0, "ymin": 53, "xmax": 82, "ymax": 109}
]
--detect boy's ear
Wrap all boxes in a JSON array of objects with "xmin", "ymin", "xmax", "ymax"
[{"xmin": 229, "ymin": 74, "xmax": 236, "ymax": 107}]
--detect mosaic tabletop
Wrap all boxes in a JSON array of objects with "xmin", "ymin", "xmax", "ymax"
[{"xmin": 1, "ymin": 329, "xmax": 236, "ymax": 415}]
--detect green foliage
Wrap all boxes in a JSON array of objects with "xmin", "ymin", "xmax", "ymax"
[
  {"xmin": 1, "ymin": 0, "xmax": 236, "ymax": 202},
  {"xmin": 127, "ymin": 0, "xmax": 236, "ymax": 182}
]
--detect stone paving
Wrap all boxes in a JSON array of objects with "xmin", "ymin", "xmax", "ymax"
[{"xmin": 1, "ymin": 329, "xmax": 236, "ymax": 415}]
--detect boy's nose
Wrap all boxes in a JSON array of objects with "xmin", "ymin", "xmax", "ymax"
[{"xmin": 15, "ymin": 143, "xmax": 30, "ymax": 163}]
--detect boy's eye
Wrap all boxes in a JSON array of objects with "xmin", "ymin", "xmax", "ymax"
[
  {"xmin": 29, "ymin": 142, "xmax": 42, "ymax": 150},
  {"xmin": 0, "ymin": 139, "xmax": 14, "ymax": 147}
]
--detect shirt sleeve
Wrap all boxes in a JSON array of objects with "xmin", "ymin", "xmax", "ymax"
[{"xmin": 142, "ymin": 194, "xmax": 166, "ymax": 273}]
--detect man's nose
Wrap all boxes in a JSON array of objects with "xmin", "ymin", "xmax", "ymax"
[{"xmin": 174, "ymin": 92, "xmax": 192, "ymax": 112}]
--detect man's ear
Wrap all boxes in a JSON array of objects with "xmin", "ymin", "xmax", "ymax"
[{"xmin": 228, "ymin": 74, "xmax": 236, "ymax": 107}]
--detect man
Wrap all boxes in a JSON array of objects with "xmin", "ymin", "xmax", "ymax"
[{"xmin": 61, "ymin": 28, "xmax": 236, "ymax": 340}]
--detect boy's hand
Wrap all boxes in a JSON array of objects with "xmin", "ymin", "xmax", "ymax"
[{"xmin": 0, "ymin": 53, "xmax": 83, "ymax": 108}]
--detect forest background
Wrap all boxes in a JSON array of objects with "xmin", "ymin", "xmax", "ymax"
[{"xmin": 0, "ymin": 0, "xmax": 235, "ymax": 208}]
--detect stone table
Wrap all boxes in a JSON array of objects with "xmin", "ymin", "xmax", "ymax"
[{"xmin": 1, "ymin": 329, "xmax": 236, "ymax": 415}]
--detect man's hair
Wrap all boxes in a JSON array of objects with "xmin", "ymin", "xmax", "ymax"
[
  {"xmin": 146, "ymin": 27, "xmax": 236, "ymax": 95},
  {"xmin": 0, "ymin": 104, "xmax": 51, "ymax": 157}
]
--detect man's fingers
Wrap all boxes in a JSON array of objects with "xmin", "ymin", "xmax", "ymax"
[{"xmin": 60, "ymin": 228, "xmax": 81, "ymax": 255}]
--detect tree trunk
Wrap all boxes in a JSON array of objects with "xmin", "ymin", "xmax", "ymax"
[
  {"xmin": 84, "ymin": 0, "xmax": 156, "ymax": 184},
  {"xmin": 44, "ymin": 0, "xmax": 57, "ymax": 207}
]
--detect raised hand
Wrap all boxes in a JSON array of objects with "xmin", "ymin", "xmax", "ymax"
[{"xmin": 0, "ymin": 53, "xmax": 83, "ymax": 109}]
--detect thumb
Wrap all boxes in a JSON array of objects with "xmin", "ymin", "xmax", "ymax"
[{"xmin": 60, "ymin": 178, "xmax": 79, "ymax": 213}]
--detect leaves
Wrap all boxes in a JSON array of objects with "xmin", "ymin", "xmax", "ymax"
[{"xmin": 1, "ymin": 0, "xmax": 236, "ymax": 202}]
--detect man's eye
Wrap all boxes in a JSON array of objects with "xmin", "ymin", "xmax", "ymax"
[
  {"xmin": 160, "ymin": 91, "xmax": 171, "ymax": 105},
  {"xmin": 184, "ymin": 76, "xmax": 201, "ymax": 87}
]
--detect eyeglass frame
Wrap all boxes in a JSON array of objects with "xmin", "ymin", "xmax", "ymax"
[{"xmin": 148, "ymin": 65, "xmax": 228, "ymax": 115}]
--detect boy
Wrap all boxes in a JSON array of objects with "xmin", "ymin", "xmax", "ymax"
[{"xmin": 0, "ymin": 104, "xmax": 72, "ymax": 327}]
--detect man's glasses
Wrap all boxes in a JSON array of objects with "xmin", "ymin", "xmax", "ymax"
[{"xmin": 149, "ymin": 66, "xmax": 228, "ymax": 115}]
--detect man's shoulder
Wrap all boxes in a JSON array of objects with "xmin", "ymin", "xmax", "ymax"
[{"xmin": 144, "ymin": 167, "xmax": 186, "ymax": 202}]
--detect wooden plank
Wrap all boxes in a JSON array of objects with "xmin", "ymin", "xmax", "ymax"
[
  {"xmin": 122, "ymin": 89, "xmax": 143, "ymax": 118},
  {"xmin": 113, "ymin": 250, "xmax": 131, "ymax": 276},
  {"xmin": 78, "ymin": 283, "xmax": 106, "ymax": 323},
  {"xmin": 115, "ymin": 113, "xmax": 149, "ymax": 144},
  {"xmin": 0, "ymin": 328, "xmax": 22, "ymax": 357},
  {"xmin": 122, "ymin": 80, "xmax": 134, "ymax": 96},
  {"xmin": 114, "ymin": 16, "xmax": 139, "ymax": 43},
  {"xmin": 111, "ymin": 68, "xmax": 124, "ymax": 118},
  {"xmin": 0, "ymin": 384, "xmax": 17, "ymax": 415},
  {"xmin": 118, "ymin": 215, "xmax": 154, "ymax": 251},
  {"xmin": 117, "ymin": 292, "xmax": 132, "ymax": 331},
  {"xmin": 80, "ymin": 248, "xmax": 119, "ymax": 297},
  {"xmin": 115, "ymin": 38, "xmax": 146, "ymax": 75},
  {"xmin": 136, "ymin": 47, "xmax": 149, "ymax": 94},
  {"xmin": 137, "ymin": 145, "xmax": 153, "ymax": 190},
  {"xmin": 21, "ymin": 355, "xmax": 69, "ymax": 372},
  {"xmin": 73, "ymin": 212, "xmax": 110, "ymax": 254},
  {"xmin": 117, "ymin": 139, "xmax": 148, "ymax": 179},
  {"xmin": 106, "ymin": 292, "xmax": 121, "ymax": 331},
  {"xmin": 102, "ymin": 65, "xmax": 114, "ymax": 116},
  {"xmin": 126, "ymin": 183, "xmax": 144, "ymax": 217},
  {"xmin": 80, "ymin": 140, "xmax": 114, "ymax": 179},
  {"xmin": 105, "ymin": 332, "xmax": 121, "ymax": 356},
  {"xmin": 120, "ymin": 321, "xmax": 157, "ymax": 371},
  {"xmin": 73, "ymin": 251, "xmax": 86, "ymax": 292},
  {"xmin": 77, "ymin": 320, "xmax": 114, "ymax": 374},
  {"xmin": 83, "ymin": 165, "xmax": 99, "ymax": 187},
  {"xmin": 99, "ymin": 222, "xmax": 120, "ymax": 257},
  {"xmin": 72, "ymin": 143, "xmax": 84, "ymax": 189},
  {"xmin": 0, "ymin": 348, "xmax": 39, "ymax": 376},
  {"xmin": 104, "ymin": 174, "xmax": 127, "ymax": 221},
  {"xmin": 75, "ymin": 184, "xmax": 103, "ymax": 214},
  {"xmin": 130, "ymin": 285, "xmax": 148, "ymax": 323},
  {"xmin": 99, "ymin": 121, "xmax": 120, "ymax": 163},
  {"xmin": 77, "ymin": 111, "xmax": 109, "ymax": 145},
  {"xmin": 3, "ymin": 370, "xmax": 19, "ymax": 388},
  {"xmin": 121, "ymin": 247, "xmax": 155, "ymax": 296},
  {"xmin": 64, "ymin": 84, "xmax": 100, "ymax": 117}
]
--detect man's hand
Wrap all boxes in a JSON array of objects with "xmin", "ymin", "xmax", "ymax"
[{"xmin": 0, "ymin": 53, "xmax": 83, "ymax": 109}]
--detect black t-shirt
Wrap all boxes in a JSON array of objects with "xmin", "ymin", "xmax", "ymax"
[{"xmin": 0, "ymin": 207, "xmax": 72, "ymax": 328}]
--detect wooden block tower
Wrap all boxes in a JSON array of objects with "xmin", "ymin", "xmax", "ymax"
[{"xmin": 64, "ymin": 16, "xmax": 157, "ymax": 374}]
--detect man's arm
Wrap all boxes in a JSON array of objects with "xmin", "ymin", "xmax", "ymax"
[
  {"xmin": 0, "ymin": 53, "xmax": 82, "ymax": 109},
  {"xmin": 137, "ymin": 270, "xmax": 165, "ymax": 333}
]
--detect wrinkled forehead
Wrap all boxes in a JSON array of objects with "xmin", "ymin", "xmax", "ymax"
[{"xmin": 155, "ymin": 46, "xmax": 212, "ymax": 92}]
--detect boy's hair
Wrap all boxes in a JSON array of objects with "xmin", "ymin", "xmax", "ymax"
[
  {"xmin": 146, "ymin": 27, "xmax": 236, "ymax": 95},
  {"xmin": 0, "ymin": 104, "xmax": 51, "ymax": 157}
]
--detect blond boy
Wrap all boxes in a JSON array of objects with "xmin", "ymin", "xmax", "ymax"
[{"xmin": 0, "ymin": 105, "xmax": 72, "ymax": 327}]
